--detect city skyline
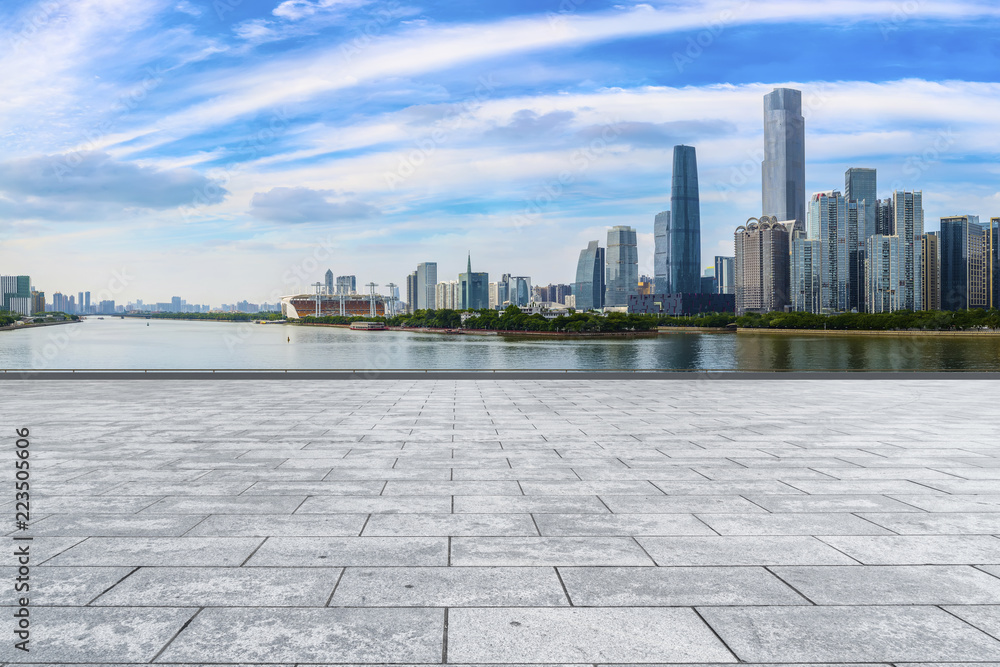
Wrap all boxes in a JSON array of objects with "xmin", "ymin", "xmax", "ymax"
[{"xmin": 1, "ymin": 1, "xmax": 999, "ymax": 303}]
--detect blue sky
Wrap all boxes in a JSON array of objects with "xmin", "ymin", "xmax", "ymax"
[{"xmin": 1, "ymin": 0, "xmax": 999, "ymax": 305}]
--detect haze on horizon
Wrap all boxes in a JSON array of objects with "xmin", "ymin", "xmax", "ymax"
[{"xmin": 1, "ymin": 0, "xmax": 998, "ymax": 305}]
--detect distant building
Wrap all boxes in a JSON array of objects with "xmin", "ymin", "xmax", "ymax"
[
  {"xmin": 335, "ymin": 275, "xmax": 356, "ymax": 295},
  {"xmin": 922, "ymin": 232, "xmax": 941, "ymax": 311},
  {"xmin": 762, "ymin": 88, "xmax": 806, "ymax": 231},
  {"xmin": 405, "ymin": 271, "xmax": 417, "ymax": 313},
  {"xmin": 435, "ymin": 280, "xmax": 460, "ymax": 310},
  {"xmin": 653, "ymin": 210, "xmax": 670, "ymax": 294},
  {"xmin": 574, "ymin": 241, "xmax": 606, "ymax": 311},
  {"xmin": 605, "ymin": 225, "xmax": 638, "ymax": 307},
  {"xmin": 807, "ymin": 191, "xmax": 866, "ymax": 313},
  {"xmin": 84, "ymin": 291, "xmax": 91, "ymax": 314},
  {"xmin": 1, "ymin": 276, "xmax": 31, "ymax": 317},
  {"xmin": 416, "ymin": 262, "xmax": 437, "ymax": 310},
  {"xmin": 866, "ymin": 235, "xmax": 903, "ymax": 313},
  {"xmin": 628, "ymin": 293, "xmax": 735, "ymax": 316},
  {"xmin": 993, "ymin": 218, "xmax": 1000, "ymax": 309},
  {"xmin": 30, "ymin": 291, "xmax": 45, "ymax": 315},
  {"xmin": 940, "ymin": 215, "xmax": 987, "ymax": 310},
  {"xmin": 734, "ymin": 217, "xmax": 790, "ymax": 315},
  {"xmin": 845, "ymin": 168, "xmax": 878, "ymax": 241},
  {"xmin": 893, "ymin": 190, "xmax": 924, "ymax": 311},
  {"xmin": 791, "ymin": 236, "xmax": 822, "ymax": 313},
  {"xmin": 670, "ymin": 146, "xmax": 701, "ymax": 293},
  {"xmin": 510, "ymin": 277, "xmax": 531, "ymax": 307},
  {"xmin": 876, "ymin": 198, "xmax": 895, "ymax": 236},
  {"xmin": 637, "ymin": 275, "xmax": 654, "ymax": 296},
  {"xmin": 458, "ymin": 255, "xmax": 489, "ymax": 310},
  {"xmin": 714, "ymin": 256, "xmax": 735, "ymax": 295}
]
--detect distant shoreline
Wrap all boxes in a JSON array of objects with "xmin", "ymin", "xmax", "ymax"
[
  {"xmin": 738, "ymin": 327, "xmax": 1000, "ymax": 337},
  {"xmin": 0, "ymin": 320, "xmax": 79, "ymax": 333}
]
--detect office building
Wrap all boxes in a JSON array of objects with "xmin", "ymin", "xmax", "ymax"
[
  {"xmin": 575, "ymin": 241, "xmax": 606, "ymax": 311},
  {"xmin": 405, "ymin": 271, "xmax": 417, "ymax": 313},
  {"xmin": 1, "ymin": 275, "xmax": 32, "ymax": 317},
  {"xmin": 734, "ymin": 217, "xmax": 790, "ymax": 315},
  {"xmin": 845, "ymin": 168, "xmax": 878, "ymax": 241},
  {"xmin": 806, "ymin": 191, "xmax": 866, "ymax": 313},
  {"xmin": 78, "ymin": 292, "xmax": 84, "ymax": 314},
  {"xmin": 993, "ymin": 218, "xmax": 1000, "ymax": 309},
  {"xmin": 415, "ymin": 262, "xmax": 437, "ymax": 310},
  {"xmin": 670, "ymin": 145, "xmax": 701, "ymax": 293},
  {"xmin": 922, "ymin": 232, "xmax": 941, "ymax": 311},
  {"xmin": 791, "ymin": 236, "xmax": 822, "ymax": 313},
  {"xmin": 654, "ymin": 211, "xmax": 670, "ymax": 294},
  {"xmin": 606, "ymin": 225, "xmax": 639, "ymax": 307},
  {"xmin": 876, "ymin": 198, "xmax": 895, "ymax": 236},
  {"xmin": 458, "ymin": 255, "xmax": 489, "ymax": 310},
  {"xmin": 324, "ymin": 270, "xmax": 334, "ymax": 294},
  {"xmin": 30, "ymin": 291, "xmax": 45, "ymax": 315},
  {"xmin": 715, "ymin": 256, "xmax": 735, "ymax": 295},
  {"xmin": 893, "ymin": 190, "xmax": 924, "ymax": 311},
  {"xmin": 940, "ymin": 215, "xmax": 987, "ymax": 310},
  {"xmin": 84, "ymin": 291, "xmax": 91, "ymax": 313},
  {"xmin": 762, "ymin": 88, "xmax": 806, "ymax": 230},
  {"xmin": 866, "ymin": 235, "xmax": 903, "ymax": 313},
  {"xmin": 336, "ymin": 275, "xmax": 356, "ymax": 295},
  {"xmin": 510, "ymin": 277, "xmax": 531, "ymax": 307}
]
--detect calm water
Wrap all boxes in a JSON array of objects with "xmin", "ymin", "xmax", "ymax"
[{"xmin": 3, "ymin": 317, "xmax": 1000, "ymax": 371}]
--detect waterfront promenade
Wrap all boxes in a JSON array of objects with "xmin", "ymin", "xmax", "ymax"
[{"xmin": 4, "ymin": 378, "xmax": 1000, "ymax": 664}]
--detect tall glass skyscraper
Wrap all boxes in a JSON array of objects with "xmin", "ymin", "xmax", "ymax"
[
  {"xmin": 940, "ymin": 215, "xmax": 986, "ymax": 310},
  {"xmin": 459, "ymin": 254, "xmax": 489, "ymax": 310},
  {"xmin": 574, "ymin": 241, "xmax": 606, "ymax": 311},
  {"xmin": 845, "ymin": 167, "xmax": 878, "ymax": 241},
  {"xmin": 893, "ymin": 190, "xmax": 924, "ymax": 311},
  {"xmin": 762, "ymin": 88, "xmax": 806, "ymax": 230},
  {"xmin": 416, "ymin": 262, "xmax": 437, "ymax": 310},
  {"xmin": 670, "ymin": 145, "xmax": 701, "ymax": 294},
  {"xmin": 806, "ymin": 191, "xmax": 866, "ymax": 313},
  {"xmin": 653, "ymin": 211, "xmax": 670, "ymax": 294},
  {"xmin": 605, "ymin": 226, "xmax": 638, "ymax": 307}
]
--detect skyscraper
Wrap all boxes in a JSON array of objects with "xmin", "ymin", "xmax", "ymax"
[
  {"xmin": 762, "ymin": 88, "xmax": 806, "ymax": 231},
  {"xmin": 84, "ymin": 291, "xmax": 91, "ymax": 313},
  {"xmin": 791, "ymin": 235, "xmax": 822, "ymax": 313},
  {"xmin": 324, "ymin": 269, "xmax": 334, "ymax": 295},
  {"xmin": 458, "ymin": 254, "xmax": 489, "ymax": 310},
  {"xmin": 866, "ymin": 235, "xmax": 903, "ymax": 313},
  {"xmin": 605, "ymin": 225, "xmax": 638, "ymax": 307},
  {"xmin": 405, "ymin": 271, "xmax": 417, "ymax": 313},
  {"xmin": 807, "ymin": 191, "xmax": 866, "ymax": 313},
  {"xmin": 940, "ymin": 215, "xmax": 986, "ymax": 310},
  {"xmin": 876, "ymin": 198, "xmax": 895, "ymax": 236},
  {"xmin": 714, "ymin": 256, "xmax": 735, "ymax": 295},
  {"xmin": 845, "ymin": 168, "xmax": 878, "ymax": 242},
  {"xmin": 653, "ymin": 211, "xmax": 670, "ymax": 294},
  {"xmin": 922, "ymin": 232, "xmax": 941, "ymax": 311},
  {"xmin": 1, "ymin": 276, "xmax": 31, "ymax": 317},
  {"xmin": 734, "ymin": 217, "xmax": 790, "ymax": 315},
  {"xmin": 574, "ymin": 241, "xmax": 606, "ymax": 311},
  {"xmin": 893, "ymin": 191, "xmax": 924, "ymax": 311},
  {"xmin": 335, "ymin": 275, "xmax": 357, "ymax": 295},
  {"xmin": 415, "ymin": 262, "xmax": 437, "ymax": 310},
  {"xmin": 670, "ymin": 145, "xmax": 701, "ymax": 293}
]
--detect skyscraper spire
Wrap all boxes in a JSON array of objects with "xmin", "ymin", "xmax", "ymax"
[{"xmin": 467, "ymin": 252, "xmax": 472, "ymax": 275}]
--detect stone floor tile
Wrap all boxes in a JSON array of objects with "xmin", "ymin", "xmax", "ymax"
[
  {"xmin": 533, "ymin": 513, "xmax": 716, "ymax": 536},
  {"xmin": 744, "ymin": 494, "xmax": 923, "ymax": 513},
  {"xmin": 819, "ymin": 535, "xmax": 1000, "ymax": 565},
  {"xmin": 0, "ymin": 566, "xmax": 133, "ymax": 605},
  {"xmin": 699, "ymin": 605, "xmax": 1000, "ymax": 662},
  {"xmin": 382, "ymin": 481, "xmax": 523, "ymax": 495},
  {"xmin": 245, "ymin": 536, "xmax": 448, "ymax": 566},
  {"xmin": 45, "ymin": 536, "xmax": 263, "ymax": 566},
  {"xmin": 23, "ymin": 514, "xmax": 206, "ymax": 537},
  {"xmin": 773, "ymin": 565, "xmax": 1000, "ymax": 604},
  {"xmin": 453, "ymin": 496, "xmax": 610, "ymax": 514},
  {"xmin": 559, "ymin": 566, "xmax": 808, "ymax": 606},
  {"xmin": 296, "ymin": 495, "xmax": 452, "ymax": 513},
  {"xmin": 637, "ymin": 536, "xmax": 859, "ymax": 566},
  {"xmin": 891, "ymin": 494, "xmax": 1000, "ymax": 512},
  {"xmin": 141, "ymin": 496, "xmax": 306, "ymax": 514},
  {"xmin": 697, "ymin": 513, "xmax": 893, "ymax": 535},
  {"xmin": 943, "ymin": 605, "xmax": 1000, "ymax": 640},
  {"xmin": 159, "ymin": 608, "xmax": 443, "ymax": 663},
  {"xmin": 242, "ymin": 481, "xmax": 385, "ymax": 495},
  {"xmin": 451, "ymin": 537, "xmax": 654, "ymax": 566},
  {"xmin": 518, "ymin": 481, "xmax": 665, "ymax": 495},
  {"xmin": 332, "ymin": 566, "xmax": 568, "ymax": 606},
  {"xmin": 447, "ymin": 607, "xmax": 737, "ymax": 663},
  {"xmin": 362, "ymin": 513, "xmax": 538, "ymax": 536},
  {"xmin": 599, "ymin": 495, "xmax": 767, "ymax": 513},
  {"xmin": 859, "ymin": 512, "xmax": 1000, "ymax": 534},
  {"xmin": 185, "ymin": 513, "xmax": 368, "ymax": 536}
]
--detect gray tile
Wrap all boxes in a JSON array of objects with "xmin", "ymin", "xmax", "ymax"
[
  {"xmin": 519, "ymin": 481, "xmax": 664, "ymax": 495},
  {"xmin": 891, "ymin": 494, "xmax": 1000, "ymax": 512},
  {"xmin": 296, "ymin": 495, "xmax": 452, "ymax": 513},
  {"xmin": 534, "ymin": 513, "xmax": 716, "ymax": 536},
  {"xmin": 46, "ymin": 536, "xmax": 263, "ymax": 566},
  {"xmin": 454, "ymin": 495, "xmax": 610, "ymax": 514},
  {"xmin": 94, "ymin": 566, "xmax": 338, "ymax": 606},
  {"xmin": 637, "ymin": 536, "xmax": 858, "ymax": 566},
  {"xmin": 185, "ymin": 513, "xmax": 368, "ymax": 536},
  {"xmin": 448, "ymin": 608, "xmax": 736, "ymax": 663},
  {"xmin": 242, "ymin": 480, "xmax": 385, "ymax": 495},
  {"xmin": 363, "ymin": 513, "xmax": 538, "ymax": 536},
  {"xmin": 600, "ymin": 495, "xmax": 767, "ymax": 513},
  {"xmin": 943, "ymin": 605, "xmax": 1000, "ymax": 640},
  {"xmin": 23, "ymin": 514, "xmax": 206, "ymax": 537},
  {"xmin": 0, "ymin": 607, "xmax": 194, "ymax": 662},
  {"xmin": 246, "ymin": 536, "xmax": 448, "ymax": 566},
  {"xmin": 773, "ymin": 565, "xmax": 1000, "ymax": 604},
  {"xmin": 141, "ymin": 496, "xmax": 306, "ymax": 514},
  {"xmin": 697, "ymin": 513, "xmax": 892, "ymax": 536},
  {"xmin": 160, "ymin": 608, "xmax": 443, "ymax": 662},
  {"xmin": 700, "ymin": 606, "xmax": 1000, "ymax": 662},
  {"xmin": 332, "ymin": 566, "xmax": 568, "ymax": 606},
  {"xmin": 745, "ymin": 494, "xmax": 922, "ymax": 513},
  {"xmin": 0, "ymin": 566, "xmax": 133, "ymax": 605},
  {"xmin": 859, "ymin": 512, "xmax": 1000, "ymax": 534},
  {"xmin": 819, "ymin": 535, "xmax": 1000, "ymax": 565},
  {"xmin": 383, "ymin": 481, "xmax": 523, "ymax": 495},
  {"xmin": 559, "ymin": 566, "xmax": 807, "ymax": 606},
  {"xmin": 452, "ymin": 537, "xmax": 654, "ymax": 566}
]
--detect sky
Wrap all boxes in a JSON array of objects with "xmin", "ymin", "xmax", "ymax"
[{"xmin": 1, "ymin": 0, "xmax": 999, "ymax": 306}]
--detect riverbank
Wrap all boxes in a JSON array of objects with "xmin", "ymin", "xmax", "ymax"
[
  {"xmin": 738, "ymin": 327, "xmax": 1000, "ymax": 336},
  {"xmin": 0, "ymin": 320, "xmax": 79, "ymax": 333},
  {"xmin": 658, "ymin": 326, "xmax": 733, "ymax": 333}
]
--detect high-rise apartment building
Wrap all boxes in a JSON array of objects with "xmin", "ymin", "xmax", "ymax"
[
  {"xmin": 791, "ymin": 235, "xmax": 822, "ymax": 313},
  {"xmin": 405, "ymin": 271, "xmax": 417, "ymax": 313},
  {"xmin": 1, "ymin": 276, "xmax": 32, "ymax": 317},
  {"xmin": 734, "ymin": 217, "xmax": 790, "ymax": 315},
  {"xmin": 575, "ymin": 241, "xmax": 606, "ymax": 311},
  {"xmin": 893, "ymin": 191, "xmax": 924, "ymax": 311},
  {"xmin": 606, "ymin": 225, "xmax": 639, "ymax": 307},
  {"xmin": 876, "ymin": 198, "xmax": 895, "ymax": 236},
  {"xmin": 714, "ymin": 256, "xmax": 735, "ymax": 295},
  {"xmin": 806, "ymin": 191, "xmax": 866, "ymax": 313},
  {"xmin": 992, "ymin": 218, "xmax": 1000, "ymax": 309},
  {"xmin": 459, "ymin": 255, "xmax": 489, "ymax": 310},
  {"xmin": 84, "ymin": 291, "xmax": 91, "ymax": 313},
  {"xmin": 415, "ymin": 262, "xmax": 437, "ymax": 310},
  {"xmin": 30, "ymin": 291, "xmax": 45, "ymax": 315},
  {"xmin": 78, "ymin": 292, "xmax": 84, "ymax": 314},
  {"xmin": 922, "ymin": 232, "xmax": 941, "ymax": 311},
  {"xmin": 940, "ymin": 215, "xmax": 987, "ymax": 310},
  {"xmin": 866, "ymin": 235, "xmax": 903, "ymax": 313},
  {"xmin": 845, "ymin": 168, "xmax": 878, "ymax": 241},
  {"xmin": 670, "ymin": 146, "xmax": 701, "ymax": 293},
  {"xmin": 653, "ymin": 211, "xmax": 670, "ymax": 294},
  {"xmin": 762, "ymin": 88, "xmax": 806, "ymax": 231},
  {"xmin": 435, "ymin": 280, "xmax": 460, "ymax": 310}
]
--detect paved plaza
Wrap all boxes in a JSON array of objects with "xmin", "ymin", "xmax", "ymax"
[{"xmin": 4, "ymin": 378, "xmax": 1000, "ymax": 665}]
